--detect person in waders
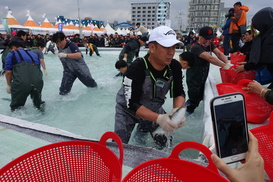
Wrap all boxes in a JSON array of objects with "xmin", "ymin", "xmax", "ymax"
[
  {"xmin": 114, "ymin": 26, "xmax": 186, "ymax": 149},
  {"xmin": 5, "ymin": 41, "xmax": 44, "ymax": 111},
  {"xmin": 118, "ymin": 36, "xmax": 148, "ymax": 65},
  {"xmin": 186, "ymin": 26, "xmax": 231, "ymax": 115},
  {"xmin": 52, "ymin": 32, "xmax": 97, "ymax": 95}
]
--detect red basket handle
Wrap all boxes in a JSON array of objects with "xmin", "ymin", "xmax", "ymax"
[
  {"xmin": 169, "ymin": 141, "xmax": 219, "ymax": 174},
  {"xmin": 99, "ymin": 131, "xmax": 124, "ymax": 166}
]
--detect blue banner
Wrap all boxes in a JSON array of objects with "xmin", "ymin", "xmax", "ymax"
[{"xmin": 58, "ymin": 23, "xmax": 63, "ymax": 32}]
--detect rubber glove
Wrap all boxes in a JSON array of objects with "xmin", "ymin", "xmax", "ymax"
[
  {"xmin": 223, "ymin": 63, "xmax": 232, "ymax": 70},
  {"xmin": 170, "ymin": 107, "xmax": 179, "ymax": 114},
  {"xmin": 43, "ymin": 69, "xmax": 48, "ymax": 76},
  {"xmin": 58, "ymin": 53, "xmax": 67, "ymax": 58},
  {"xmin": 6, "ymin": 85, "xmax": 11, "ymax": 94},
  {"xmin": 156, "ymin": 114, "xmax": 177, "ymax": 133}
]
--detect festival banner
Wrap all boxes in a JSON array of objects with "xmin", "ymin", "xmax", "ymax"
[
  {"xmin": 2, "ymin": 18, "xmax": 10, "ymax": 34},
  {"xmin": 58, "ymin": 23, "xmax": 63, "ymax": 32}
]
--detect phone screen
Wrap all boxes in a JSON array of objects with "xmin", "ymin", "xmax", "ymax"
[{"xmin": 214, "ymin": 100, "xmax": 248, "ymax": 158}]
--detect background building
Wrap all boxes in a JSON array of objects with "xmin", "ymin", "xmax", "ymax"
[
  {"xmin": 131, "ymin": 1, "xmax": 171, "ymax": 29},
  {"xmin": 186, "ymin": 0, "xmax": 230, "ymax": 33}
]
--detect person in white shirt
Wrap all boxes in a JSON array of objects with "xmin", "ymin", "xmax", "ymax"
[
  {"xmin": 45, "ymin": 39, "xmax": 57, "ymax": 54},
  {"xmin": 131, "ymin": 23, "xmax": 149, "ymax": 37}
]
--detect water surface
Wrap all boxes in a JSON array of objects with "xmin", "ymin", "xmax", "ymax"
[{"xmin": 0, "ymin": 49, "xmax": 204, "ymax": 158}]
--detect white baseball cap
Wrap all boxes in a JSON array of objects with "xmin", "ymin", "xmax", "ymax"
[{"xmin": 147, "ymin": 26, "xmax": 183, "ymax": 47}]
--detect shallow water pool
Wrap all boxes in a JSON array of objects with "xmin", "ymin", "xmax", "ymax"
[{"xmin": 0, "ymin": 48, "xmax": 204, "ymax": 157}]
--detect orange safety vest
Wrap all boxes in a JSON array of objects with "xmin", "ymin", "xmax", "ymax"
[{"xmin": 229, "ymin": 5, "xmax": 249, "ymax": 33}]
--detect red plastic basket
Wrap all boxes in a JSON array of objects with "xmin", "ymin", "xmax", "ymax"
[
  {"xmin": 220, "ymin": 66, "xmax": 256, "ymax": 84},
  {"xmin": 250, "ymin": 111, "xmax": 273, "ymax": 181},
  {"xmin": 122, "ymin": 141, "xmax": 229, "ymax": 182},
  {"xmin": 0, "ymin": 131, "xmax": 123, "ymax": 182},
  {"xmin": 230, "ymin": 54, "xmax": 246, "ymax": 66},
  {"xmin": 216, "ymin": 79, "xmax": 273, "ymax": 124}
]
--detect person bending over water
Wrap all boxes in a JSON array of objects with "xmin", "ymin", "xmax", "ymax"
[
  {"xmin": 52, "ymin": 32, "xmax": 97, "ymax": 95},
  {"xmin": 114, "ymin": 26, "xmax": 186, "ymax": 149}
]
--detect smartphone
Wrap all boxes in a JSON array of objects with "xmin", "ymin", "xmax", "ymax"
[{"xmin": 210, "ymin": 93, "xmax": 249, "ymax": 164}]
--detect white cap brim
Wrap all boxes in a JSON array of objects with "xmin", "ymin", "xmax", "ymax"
[
  {"xmin": 156, "ymin": 39, "xmax": 184, "ymax": 47},
  {"xmin": 147, "ymin": 26, "xmax": 184, "ymax": 47}
]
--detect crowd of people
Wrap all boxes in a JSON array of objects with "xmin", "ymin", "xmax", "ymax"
[
  {"xmin": 1, "ymin": 3, "xmax": 272, "ymax": 180},
  {"xmin": 218, "ymin": 3, "xmax": 273, "ymax": 99}
]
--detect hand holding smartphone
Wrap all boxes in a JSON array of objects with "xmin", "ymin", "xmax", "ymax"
[{"xmin": 210, "ymin": 93, "xmax": 249, "ymax": 164}]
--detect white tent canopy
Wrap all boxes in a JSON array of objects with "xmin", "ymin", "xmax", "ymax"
[
  {"xmin": 4, "ymin": 11, "xmax": 140, "ymax": 37},
  {"xmin": 116, "ymin": 27, "xmax": 124, "ymax": 35},
  {"xmin": 39, "ymin": 17, "xmax": 56, "ymax": 35},
  {"xmin": 121, "ymin": 28, "xmax": 127, "ymax": 35},
  {"xmin": 104, "ymin": 23, "xmax": 116, "ymax": 35},
  {"xmin": 6, "ymin": 10, "xmax": 24, "ymax": 29},
  {"xmin": 125, "ymin": 28, "xmax": 130, "ymax": 34}
]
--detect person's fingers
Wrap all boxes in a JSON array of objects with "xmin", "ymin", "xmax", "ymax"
[
  {"xmin": 177, "ymin": 120, "xmax": 185, "ymax": 128},
  {"xmin": 243, "ymin": 131, "xmax": 259, "ymax": 162},
  {"xmin": 237, "ymin": 61, "xmax": 246, "ymax": 65},
  {"xmin": 165, "ymin": 119, "xmax": 178, "ymax": 133},
  {"xmin": 211, "ymin": 154, "xmax": 237, "ymax": 180},
  {"xmin": 248, "ymin": 131, "xmax": 259, "ymax": 153},
  {"xmin": 168, "ymin": 120, "xmax": 178, "ymax": 129},
  {"xmin": 181, "ymin": 117, "xmax": 186, "ymax": 123},
  {"xmin": 180, "ymin": 117, "xmax": 186, "ymax": 124},
  {"xmin": 242, "ymin": 87, "xmax": 250, "ymax": 90},
  {"xmin": 165, "ymin": 125, "xmax": 176, "ymax": 133}
]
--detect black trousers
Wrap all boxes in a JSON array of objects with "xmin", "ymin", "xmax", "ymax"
[{"xmin": 231, "ymin": 33, "xmax": 241, "ymax": 53}]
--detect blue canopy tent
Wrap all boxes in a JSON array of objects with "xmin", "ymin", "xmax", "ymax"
[{"xmin": 113, "ymin": 22, "xmax": 133, "ymax": 28}]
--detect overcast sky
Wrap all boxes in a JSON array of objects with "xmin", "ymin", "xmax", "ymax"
[{"xmin": 0, "ymin": 0, "xmax": 271, "ymax": 30}]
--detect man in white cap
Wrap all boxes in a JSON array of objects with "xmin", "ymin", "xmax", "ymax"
[{"xmin": 114, "ymin": 26, "xmax": 186, "ymax": 149}]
